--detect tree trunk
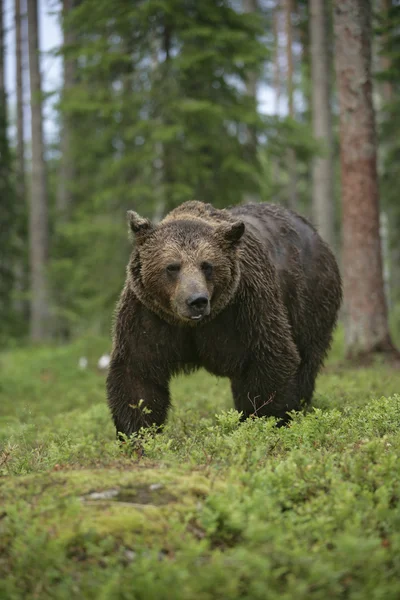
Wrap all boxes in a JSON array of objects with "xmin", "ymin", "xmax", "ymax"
[
  {"xmin": 243, "ymin": 0, "xmax": 259, "ymax": 204},
  {"xmin": 309, "ymin": 0, "xmax": 335, "ymax": 248},
  {"xmin": 27, "ymin": 0, "xmax": 51, "ymax": 341},
  {"xmin": 243, "ymin": 0, "xmax": 258, "ymax": 110},
  {"xmin": 57, "ymin": 0, "xmax": 77, "ymax": 221},
  {"xmin": 285, "ymin": 0, "xmax": 297, "ymax": 209},
  {"xmin": 13, "ymin": 0, "xmax": 27, "ymax": 317},
  {"xmin": 379, "ymin": 0, "xmax": 400, "ymax": 305},
  {"xmin": 0, "ymin": 0, "xmax": 19, "ymax": 331},
  {"xmin": 271, "ymin": 2, "xmax": 282, "ymax": 194},
  {"xmin": 334, "ymin": 0, "xmax": 397, "ymax": 359},
  {"xmin": 151, "ymin": 28, "xmax": 168, "ymax": 221},
  {"xmin": 0, "ymin": 1, "xmax": 4, "ymax": 96},
  {"xmin": 15, "ymin": 0, "xmax": 25, "ymax": 204},
  {"xmin": 380, "ymin": 0, "xmax": 393, "ymax": 105},
  {"xmin": 0, "ymin": 0, "xmax": 9, "ymax": 308},
  {"xmin": 273, "ymin": 3, "xmax": 281, "ymax": 116}
]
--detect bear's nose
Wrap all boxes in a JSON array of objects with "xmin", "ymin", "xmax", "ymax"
[{"xmin": 186, "ymin": 293, "xmax": 209, "ymax": 311}]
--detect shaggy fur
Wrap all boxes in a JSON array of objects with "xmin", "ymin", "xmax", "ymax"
[{"xmin": 107, "ymin": 200, "xmax": 342, "ymax": 437}]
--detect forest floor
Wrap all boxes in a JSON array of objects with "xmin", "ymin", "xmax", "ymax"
[{"xmin": 1, "ymin": 329, "xmax": 400, "ymax": 599}]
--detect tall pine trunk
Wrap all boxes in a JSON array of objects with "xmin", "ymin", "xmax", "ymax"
[
  {"xmin": 0, "ymin": 1, "xmax": 4, "ymax": 93},
  {"xmin": 0, "ymin": 0, "xmax": 11, "ymax": 317},
  {"xmin": 285, "ymin": 0, "xmax": 297, "ymax": 209},
  {"xmin": 243, "ymin": 0, "xmax": 259, "ymax": 204},
  {"xmin": 379, "ymin": 0, "xmax": 400, "ymax": 304},
  {"xmin": 243, "ymin": 0, "xmax": 258, "ymax": 102},
  {"xmin": 271, "ymin": 3, "xmax": 282, "ymax": 197},
  {"xmin": 380, "ymin": 0, "xmax": 393, "ymax": 106},
  {"xmin": 309, "ymin": 0, "xmax": 335, "ymax": 249},
  {"xmin": 57, "ymin": 0, "xmax": 76, "ymax": 221},
  {"xmin": 334, "ymin": 0, "xmax": 397, "ymax": 359},
  {"xmin": 0, "ymin": 0, "xmax": 16, "ymax": 328},
  {"xmin": 27, "ymin": 0, "xmax": 51, "ymax": 341},
  {"xmin": 15, "ymin": 0, "xmax": 25, "ymax": 205},
  {"xmin": 13, "ymin": 0, "xmax": 27, "ymax": 318}
]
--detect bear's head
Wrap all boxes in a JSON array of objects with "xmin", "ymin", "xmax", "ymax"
[{"xmin": 127, "ymin": 210, "xmax": 245, "ymax": 325}]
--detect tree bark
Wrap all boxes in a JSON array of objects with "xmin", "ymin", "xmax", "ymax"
[
  {"xmin": 285, "ymin": 0, "xmax": 297, "ymax": 209},
  {"xmin": 243, "ymin": 0, "xmax": 259, "ymax": 204},
  {"xmin": 0, "ymin": 0, "xmax": 19, "ymax": 326},
  {"xmin": 379, "ymin": 0, "xmax": 400, "ymax": 304},
  {"xmin": 380, "ymin": 0, "xmax": 393, "ymax": 105},
  {"xmin": 273, "ymin": 2, "xmax": 281, "ymax": 116},
  {"xmin": 334, "ymin": 0, "xmax": 397, "ymax": 359},
  {"xmin": 27, "ymin": 0, "xmax": 51, "ymax": 341},
  {"xmin": 243, "ymin": 0, "xmax": 258, "ymax": 108},
  {"xmin": 57, "ymin": 0, "xmax": 77, "ymax": 221},
  {"xmin": 15, "ymin": 0, "xmax": 25, "ymax": 203},
  {"xmin": 0, "ymin": 1, "xmax": 4, "ymax": 93},
  {"xmin": 309, "ymin": 0, "xmax": 335, "ymax": 248},
  {"xmin": 0, "ymin": 0, "xmax": 9, "ymax": 293},
  {"xmin": 271, "ymin": 2, "xmax": 282, "ymax": 193},
  {"xmin": 151, "ymin": 30, "xmax": 166, "ymax": 221},
  {"xmin": 13, "ymin": 0, "xmax": 27, "ymax": 317}
]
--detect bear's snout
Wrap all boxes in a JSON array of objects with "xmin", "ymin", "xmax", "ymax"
[{"xmin": 186, "ymin": 293, "xmax": 210, "ymax": 320}]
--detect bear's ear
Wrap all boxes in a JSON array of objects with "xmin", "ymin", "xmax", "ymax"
[
  {"xmin": 215, "ymin": 221, "xmax": 245, "ymax": 247},
  {"xmin": 127, "ymin": 210, "xmax": 154, "ymax": 244}
]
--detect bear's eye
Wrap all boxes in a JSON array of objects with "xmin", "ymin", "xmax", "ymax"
[
  {"xmin": 166, "ymin": 263, "xmax": 181, "ymax": 275},
  {"xmin": 201, "ymin": 262, "xmax": 213, "ymax": 279}
]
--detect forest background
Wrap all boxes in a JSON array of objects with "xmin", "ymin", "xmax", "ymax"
[{"xmin": 1, "ymin": 0, "xmax": 400, "ymax": 361}]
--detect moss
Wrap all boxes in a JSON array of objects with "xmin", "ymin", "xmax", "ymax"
[{"xmin": 1, "ymin": 333, "xmax": 400, "ymax": 598}]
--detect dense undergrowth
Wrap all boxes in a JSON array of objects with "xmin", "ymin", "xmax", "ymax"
[{"xmin": 1, "ymin": 329, "xmax": 400, "ymax": 599}]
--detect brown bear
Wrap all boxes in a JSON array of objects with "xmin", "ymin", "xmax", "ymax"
[{"xmin": 106, "ymin": 200, "xmax": 342, "ymax": 438}]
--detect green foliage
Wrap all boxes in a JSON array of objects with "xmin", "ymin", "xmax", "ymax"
[
  {"xmin": 1, "ymin": 332, "xmax": 400, "ymax": 597},
  {"xmin": 50, "ymin": 0, "xmax": 267, "ymax": 334}
]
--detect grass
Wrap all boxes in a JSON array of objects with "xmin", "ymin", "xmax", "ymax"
[{"xmin": 1, "ymin": 328, "xmax": 400, "ymax": 599}]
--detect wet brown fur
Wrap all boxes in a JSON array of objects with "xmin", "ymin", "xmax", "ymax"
[{"xmin": 107, "ymin": 200, "xmax": 342, "ymax": 437}]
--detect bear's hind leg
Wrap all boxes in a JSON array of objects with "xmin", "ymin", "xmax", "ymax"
[
  {"xmin": 296, "ymin": 340, "xmax": 331, "ymax": 407},
  {"xmin": 296, "ymin": 359, "xmax": 318, "ymax": 407}
]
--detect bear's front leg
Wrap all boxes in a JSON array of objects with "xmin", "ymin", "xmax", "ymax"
[
  {"xmin": 107, "ymin": 286, "xmax": 176, "ymax": 440},
  {"xmin": 106, "ymin": 355, "xmax": 171, "ymax": 439}
]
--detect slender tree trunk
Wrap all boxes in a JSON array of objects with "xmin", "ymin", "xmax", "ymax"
[
  {"xmin": 13, "ymin": 0, "xmax": 27, "ymax": 316},
  {"xmin": 285, "ymin": 0, "xmax": 294, "ymax": 122},
  {"xmin": 27, "ymin": 0, "xmax": 51, "ymax": 341},
  {"xmin": 243, "ymin": 0, "xmax": 258, "ymax": 102},
  {"xmin": 375, "ymin": 0, "xmax": 392, "ymax": 308},
  {"xmin": 309, "ymin": 0, "xmax": 335, "ymax": 248},
  {"xmin": 0, "ymin": 0, "xmax": 9, "ymax": 298},
  {"xmin": 273, "ymin": 3, "xmax": 281, "ymax": 117},
  {"xmin": 380, "ymin": 0, "xmax": 393, "ymax": 105},
  {"xmin": 243, "ymin": 0, "xmax": 259, "ymax": 204},
  {"xmin": 161, "ymin": 19, "xmax": 175, "ymax": 215},
  {"xmin": 334, "ymin": 0, "xmax": 397, "ymax": 359},
  {"xmin": 57, "ymin": 0, "xmax": 76, "ymax": 221},
  {"xmin": 272, "ymin": 2, "xmax": 282, "ymax": 194},
  {"xmin": 285, "ymin": 0, "xmax": 297, "ymax": 209},
  {"xmin": 379, "ymin": 0, "xmax": 400, "ymax": 304},
  {"xmin": 0, "ymin": 1, "xmax": 4, "ymax": 103},
  {"xmin": 150, "ymin": 36, "xmax": 165, "ymax": 222},
  {"xmin": 15, "ymin": 0, "xmax": 25, "ymax": 203},
  {"xmin": 0, "ymin": 0, "xmax": 18, "ymax": 328},
  {"xmin": 0, "ymin": 6, "xmax": 12, "ymax": 211}
]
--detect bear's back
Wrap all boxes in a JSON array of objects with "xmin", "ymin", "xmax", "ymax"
[{"xmin": 227, "ymin": 202, "xmax": 341, "ymax": 348}]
